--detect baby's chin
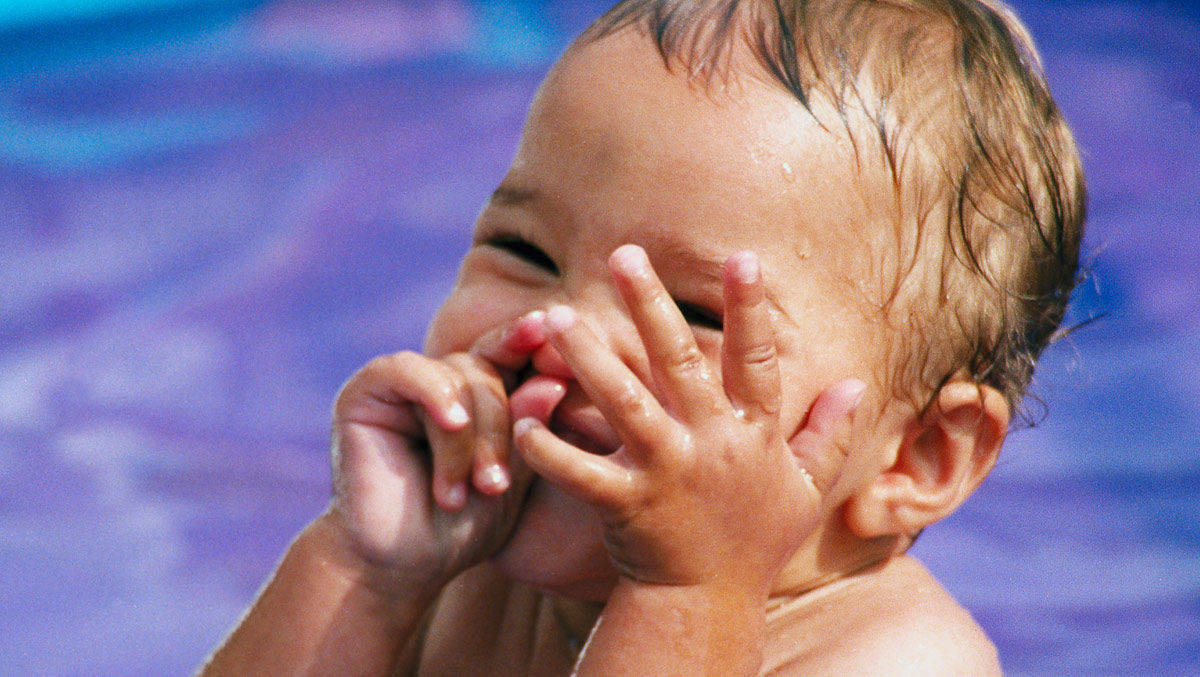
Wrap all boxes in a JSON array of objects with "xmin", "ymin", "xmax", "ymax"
[{"xmin": 491, "ymin": 478, "xmax": 618, "ymax": 602}]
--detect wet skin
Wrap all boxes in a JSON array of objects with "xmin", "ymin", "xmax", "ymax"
[{"xmin": 421, "ymin": 29, "xmax": 893, "ymax": 601}]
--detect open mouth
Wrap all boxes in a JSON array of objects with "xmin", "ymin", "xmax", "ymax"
[
  {"xmin": 510, "ymin": 361, "xmax": 538, "ymax": 394},
  {"xmin": 509, "ymin": 362, "xmax": 622, "ymax": 457}
]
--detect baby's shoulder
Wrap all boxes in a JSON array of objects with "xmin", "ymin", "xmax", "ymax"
[
  {"xmin": 766, "ymin": 556, "xmax": 1000, "ymax": 675},
  {"xmin": 839, "ymin": 557, "xmax": 1000, "ymax": 675}
]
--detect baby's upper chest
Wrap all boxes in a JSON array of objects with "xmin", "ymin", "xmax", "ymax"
[{"xmin": 416, "ymin": 572, "xmax": 578, "ymax": 677}]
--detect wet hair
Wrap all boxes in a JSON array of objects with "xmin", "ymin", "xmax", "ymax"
[{"xmin": 582, "ymin": 0, "xmax": 1086, "ymax": 420}]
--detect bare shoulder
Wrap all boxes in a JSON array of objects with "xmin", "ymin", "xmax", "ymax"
[
  {"xmin": 852, "ymin": 556, "xmax": 998, "ymax": 674},
  {"xmin": 768, "ymin": 556, "xmax": 1000, "ymax": 675}
]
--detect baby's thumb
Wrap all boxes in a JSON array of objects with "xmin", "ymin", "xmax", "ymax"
[
  {"xmin": 471, "ymin": 311, "xmax": 547, "ymax": 373},
  {"xmin": 509, "ymin": 375, "xmax": 568, "ymax": 424},
  {"xmin": 788, "ymin": 379, "xmax": 867, "ymax": 495},
  {"xmin": 499, "ymin": 374, "xmax": 568, "ymax": 491}
]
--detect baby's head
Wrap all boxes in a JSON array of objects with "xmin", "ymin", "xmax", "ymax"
[
  {"xmin": 426, "ymin": 0, "xmax": 1083, "ymax": 596},
  {"xmin": 584, "ymin": 0, "xmax": 1085, "ymax": 427}
]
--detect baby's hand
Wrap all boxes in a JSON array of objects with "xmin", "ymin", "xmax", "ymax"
[
  {"xmin": 325, "ymin": 313, "xmax": 565, "ymax": 595},
  {"xmin": 513, "ymin": 245, "xmax": 864, "ymax": 598}
]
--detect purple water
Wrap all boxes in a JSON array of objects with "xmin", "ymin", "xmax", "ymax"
[{"xmin": 1, "ymin": 1, "xmax": 1196, "ymax": 673}]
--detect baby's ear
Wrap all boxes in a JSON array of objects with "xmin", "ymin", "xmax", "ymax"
[{"xmin": 842, "ymin": 381, "xmax": 1009, "ymax": 538}]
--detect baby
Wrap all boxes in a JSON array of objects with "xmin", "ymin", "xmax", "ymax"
[{"xmin": 202, "ymin": 0, "xmax": 1084, "ymax": 674}]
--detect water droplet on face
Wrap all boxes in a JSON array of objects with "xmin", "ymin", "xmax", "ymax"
[
  {"xmin": 781, "ymin": 162, "xmax": 795, "ymax": 182},
  {"xmin": 794, "ymin": 236, "xmax": 812, "ymax": 260}
]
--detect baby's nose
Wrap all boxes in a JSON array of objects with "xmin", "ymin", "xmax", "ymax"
[{"xmin": 531, "ymin": 342, "xmax": 572, "ymax": 380}]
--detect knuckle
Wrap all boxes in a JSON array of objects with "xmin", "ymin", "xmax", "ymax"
[
  {"xmin": 434, "ymin": 365, "xmax": 467, "ymax": 398},
  {"xmin": 738, "ymin": 341, "xmax": 778, "ymax": 369},
  {"xmin": 384, "ymin": 350, "xmax": 422, "ymax": 371},
  {"xmin": 332, "ymin": 379, "xmax": 363, "ymax": 411},
  {"xmin": 758, "ymin": 398, "xmax": 782, "ymax": 417},
  {"xmin": 443, "ymin": 352, "xmax": 483, "ymax": 374},
  {"xmin": 612, "ymin": 383, "xmax": 650, "ymax": 420},
  {"xmin": 667, "ymin": 343, "xmax": 709, "ymax": 376}
]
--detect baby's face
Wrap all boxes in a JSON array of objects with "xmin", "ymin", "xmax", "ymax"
[{"xmin": 425, "ymin": 28, "xmax": 892, "ymax": 599}]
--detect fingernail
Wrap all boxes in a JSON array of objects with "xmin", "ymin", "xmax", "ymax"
[
  {"xmin": 444, "ymin": 481, "xmax": 467, "ymax": 509},
  {"xmin": 518, "ymin": 310, "xmax": 547, "ymax": 343},
  {"xmin": 478, "ymin": 464, "xmax": 510, "ymax": 492},
  {"xmin": 502, "ymin": 310, "xmax": 546, "ymax": 350},
  {"xmin": 729, "ymin": 251, "xmax": 760, "ymax": 284},
  {"xmin": 611, "ymin": 244, "xmax": 648, "ymax": 275},
  {"xmin": 544, "ymin": 305, "xmax": 577, "ymax": 333},
  {"xmin": 513, "ymin": 416, "xmax": 538, "ymax": 437},
  {"xmin": 446, "ymin": 402, "xmax": 470, "ymax": 426}
]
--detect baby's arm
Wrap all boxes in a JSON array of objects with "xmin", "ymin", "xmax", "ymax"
[
  {"xmin": 200, "ymin": 315, "xmax": 563, "ymax": 676},
  {"xmin": 514, "ymin": 246, "xmax": 863, "ymax": 675}
]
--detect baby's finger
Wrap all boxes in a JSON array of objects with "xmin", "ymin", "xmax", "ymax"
[
  {"xmin": 336, "ymin": 351, "xmax": 471, "ymax": 433},
  {"xmin": 441, "ymin": 354, "xmax": 513, "ymax": 497},
  {"xmin": 504, "ymin": 375, "xmax": 569, "ymax": 494},
  {"xmin": 423, "ymin": 367, "xmax": 478, "ymax": 512},
  {"xmin": 513, "ymin": 417, "xmax": 635, "ymax": 512},
  {"xmin": 471, "ymin": 402, "xmax": 513, "ymax": 496},
  {"xmin": 543, "ymin": 305, "xmax": 681, "ymax": 461},
  {"xmin": 509, "ymin": 374, "xmax": 569, "ymax": 424},
  {"xmin": 720, "ymin": 251, "xmax": 781, "ymax": 423},
  {"xmin": 789, "ymin": 379, "xmax": 868, "ymax": 494},
  {"xmin": 608, "ymin": 245, "xmax": 722, "ymax": 418},
  {"xmin": 427, "ymin": 418, "xmax": 472, "ymax": 512},
  {"xmin": 470, "ymin": 311, "xmax": 547, "ymax": 376}
]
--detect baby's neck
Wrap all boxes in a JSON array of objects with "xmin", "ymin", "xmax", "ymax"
[
  {"xmin": 545, "ymin": 556, "xmax": 995, "ymax": 674},
  {"xmin": 770, "ymin": 545, "xmax": 897, "ymax": 603},
  {"xmin": 548, "ymin": 547, "xmax": 903, "ymax": 657}
]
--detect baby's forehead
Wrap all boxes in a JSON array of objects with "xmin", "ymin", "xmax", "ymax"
[
  {"xmin": 538, "ymin": 31, "xmax": 893, "ymax": 248},
  {"xmin": 493, "ymin": 38, "xmax": 900, "ymax": 332}
]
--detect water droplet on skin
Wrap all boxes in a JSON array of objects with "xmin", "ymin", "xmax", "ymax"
[
  {"xmin": 794, "ymin": 236, "xmax": 812, "ymax": 260},
  {"xmin": 781, "ymin": 162, "xmax": 795, "ymax": 182}
]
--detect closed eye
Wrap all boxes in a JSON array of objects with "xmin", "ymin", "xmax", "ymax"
[
  {"xmin": 675, "ymin": 300, "xmax": 723, "ymax": 331},
  {"xmin": 486, "ymin": 235, "xmax": 558, "ymax": 274}
]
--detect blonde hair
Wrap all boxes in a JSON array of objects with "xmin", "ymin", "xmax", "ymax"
[{"xmin": 584, "ymin": 0, "xmax": 1086, "ymax": 418}]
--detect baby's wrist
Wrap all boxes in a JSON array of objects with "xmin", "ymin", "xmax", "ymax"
[
  {"xmin": 303, "ymin": 511, "xmax": 444, "ymax": 614},
  {"xmin": 595, "ymin": 578, "xmax": 769, "ymax": 673}
]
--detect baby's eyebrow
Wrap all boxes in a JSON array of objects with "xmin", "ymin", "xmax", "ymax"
[
  {"xmin": 654, "ymin": 241, "xmax": 724, "ymax": 283},
  {"xmin": 658, "ymin": 245, "xmax": 786, "ymax": 311},
  {"xmin": 672, "ymin": 255, "xmax": 723, "ymax": 285}
]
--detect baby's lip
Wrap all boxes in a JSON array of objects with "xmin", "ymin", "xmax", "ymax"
[{"xmin": 549, "ymin": 402, "xmax": 622, "ymax": 456}]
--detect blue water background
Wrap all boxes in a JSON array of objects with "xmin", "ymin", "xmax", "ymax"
[{"xmin": 1, "ymin": 1, "xmax": 1196, "ymax": 673}]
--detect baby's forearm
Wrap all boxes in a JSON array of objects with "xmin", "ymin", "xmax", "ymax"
[
  {"xmin": 198, "ymin": 516, "xmax": 435, "ymax": 677},
  {"xmin": 573, "ymin": 579, "xmax": 767, "ymax": 677}
]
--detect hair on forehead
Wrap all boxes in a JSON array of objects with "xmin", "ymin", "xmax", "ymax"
[{"xmin": 582, "ymin": 0, "xmax": 1086, "ymax": 422}]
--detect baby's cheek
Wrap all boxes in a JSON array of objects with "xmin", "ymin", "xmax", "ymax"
[
  {"xmin": 424, "ymin": 288, "xmax": 509, "ymax": 356},
  {"xmin": 422, "ymin": 303, "xmax": 462, "ymax": 356}
]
